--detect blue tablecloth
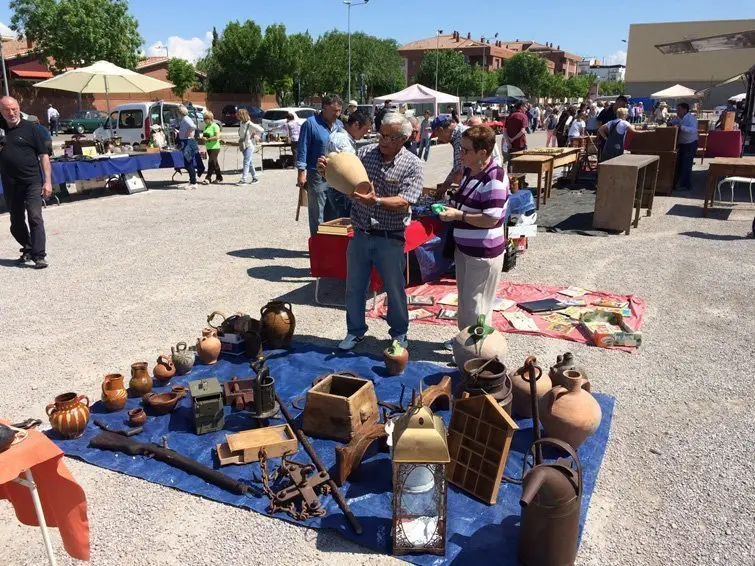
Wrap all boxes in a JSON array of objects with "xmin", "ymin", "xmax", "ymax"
[
  {"xmin": 50, "ymin": 342, "xmax": 615, "ymax": 565},
  {"xmin": 0, "ymin": 151, "xmax": 183, "ymax": 195}
]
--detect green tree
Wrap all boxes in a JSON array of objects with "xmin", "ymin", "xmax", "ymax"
[
  {"xmin": 260, "ymin": 24, "xmax": 294, "ymax": 105},
  {"xmin": 10, "ymin": 0, "xmax": 143, "ymax": 72},
  {"xmin": 498, "ymin": 52, "xmax": 549, "ymax": 98},
  {"xmin": 415, "ymin": 50, "xmax": 469, "ymax": 97},
  {"xmin": 541, "ymin": 73, "xmax": 567, "ymax": 99},
  {"xmin": 289, "ymin": 32, "xmax": 315, "ymax": 103},
  {"xmin": 598, "ymin": 80, "xmax": 625, "ymax": 96},
  {"xmin": 205, "ymin": 20, "xmax": 264, "ymax": 94},
  {"xmin": 565, "ymin": 74, "xmax": 593, "ymax": 99},
  {"xmin": 166, "ymin": 58, "xmax": 197, "ymax": 99}
]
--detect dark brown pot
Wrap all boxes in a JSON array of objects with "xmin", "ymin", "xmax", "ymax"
[
  {"xmin": 129, "ymin": 362, "xmax": 153, "ymax": 397},
  {"xmin": 142, "ymin": 391, "xmax": 184, "ymax": 415},
  {"xmin": 260, "ymin": 301, "xmax": 296, "ymax": 348}
]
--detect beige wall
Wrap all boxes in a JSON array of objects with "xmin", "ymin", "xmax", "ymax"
[{"xmin": 625, "ymin": 19, "xmax": 755, "ymax": 83}]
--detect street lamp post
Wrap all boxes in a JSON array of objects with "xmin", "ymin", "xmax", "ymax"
[
  {"xmin": 435, "ymin": 29, "xmax": 443, "ymax": 91},
  {"xmin": 481, "ymin": 33, "xmax": 498, "ymax": 100},
  {"xmin": 344, "ymin": 0, "xmax": 369, "ymax": 102}
]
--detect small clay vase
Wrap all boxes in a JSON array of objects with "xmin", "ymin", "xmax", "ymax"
[
  {"xmin": 260, "ymin": 301, "xmax": 296, "ymax": 348},
  {"xmin": 142, "ymin": 391, "xmax": 183, "ymax": 415},
  {"xmin": 172, "ymin": 342, "xmax": 195, "ymax": 375},
  {"xmin": 101, "ymin": 373, "xmax": 128, "ymax": 411},
  {"xmin": 324, "ymin": 151, "xmax": 371, "ymax": 196},
  {"xmin": 539, "ymin": 370, "xmax": 602, "ymax": 450},
  {"xmin": 510, "ymin": 357, "xmax": 552, "ymax": 418},
  {"xmin": 46, "ymin": 392, "xmax": 90, "ymax": 439},
  {"xmin": 153, "ymin": 355, "xmax": 176, "ymax": 384},
  {"xmin": 549, "ymin": 352, "xmax": 586, "ymax": 389},
  {"xmin": 196, "ymin": 328, "xmax": 222, "ymax": 364},
  {"xmin": 129, "ymin": 361, "xmax": 153, "ymax": 396},
  {"xmin": 171, "ymin": 385, "xmax": 187, "ymax": 397},
  {"xmin": 383, "ymin": 340, "xmax": 409, "ymax": 376},
  {"xmin": 127, "ymin": 407, "xmax": 147, "ymax": 427}
]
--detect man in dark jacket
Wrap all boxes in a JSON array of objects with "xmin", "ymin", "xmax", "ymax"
[
  {"xmin": 0, "ymin": 96, "xmax": 53, "ymax": 268},
  {"xmin": 374, "ymin": 100, "xmax": 391, "ymax": 132}
]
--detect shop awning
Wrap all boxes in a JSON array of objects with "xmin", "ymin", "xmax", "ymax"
[{"xmin": 12, "ymin": 69, "xmax": 54, "ymax": 79}]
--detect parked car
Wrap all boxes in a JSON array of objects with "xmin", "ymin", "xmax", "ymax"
[
  {"xmin": 94, "ymin": 101, "xmax": 182, "ymax": 149},
  {"xmin": 221, "ymin": 104, "xmax": 264, "ymax": 126},
  {"xmin": 59, "ymin": 110, "xmax": 109, "ymax": 134},
  {"xmin": 261, "ymin": 107, "xmax": 316, "ymax": 136},
  {"xmin": 185, "ymin": 104, "xmax": 222, "ymax": 131}
]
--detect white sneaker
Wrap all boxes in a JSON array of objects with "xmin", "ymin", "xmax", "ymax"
[
  {"xmin": 187, "ymin": 183, "xmax": 198, "ymax": 190},
  {"xmin": 338, "ymin": 334, "xmax": 365, "ymax": 351}
]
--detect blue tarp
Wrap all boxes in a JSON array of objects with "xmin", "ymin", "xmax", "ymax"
[
  {"xmin": 50, "ymin": 343, "xmax": 614, "ymax": 565},
  {"xmin": 0, "ymin": 151, "xmax": 183, "ymax": 195}
]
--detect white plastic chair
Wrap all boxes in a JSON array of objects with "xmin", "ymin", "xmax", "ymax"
[{"xmin": 716, "ymin": 176, "xmax": 755, "ymax": 204}]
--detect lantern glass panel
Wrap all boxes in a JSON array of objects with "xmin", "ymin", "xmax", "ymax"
[{"xmin": 394, "ymin": 463, "xmax": 447, "ymax": 552}]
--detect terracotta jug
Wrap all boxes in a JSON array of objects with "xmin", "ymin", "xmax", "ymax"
[
  {"xmin": 101, "ymin": 373, "xmax": 128, "ymax": 411},
  {"xmin": 452, "ymin": 315, "xmax": 509, "ymax": 372},
  {"xmin": 46, "ymin": 392, "xmax": 90, "ymax": 439},
  {"xmin": 197, "ymin": 328, "xmax": 222, "ymax": 364},
  {"xmin": 383, "ymin": 340, "xmax": 409, "ymax": 376},
  {"xmin": 129, "ymin": 361, "xmax": 153, "ymax": 397},
  {"xmin": 324, "ymin": 151, "xmax": 371, "ymax": 196},
  {"xmin": 510, "ymin": 357, "xmax": 552, "ymax": 418},
  {"xmin": 153, "ymin": 355, "xmax": 176, "ymax": 383},
  {"xmin": 539, "ymin": 370, "xmax": 601, "ymax": 450},
  {"xmin": 172, "ymin": 341, "xmax": 195, "ymax": 375},
  {"xmin": 549, "ymin": 352, "xmax": 587, "ymax": 389},
  {"xmin": 260, "ymin": 301, "xmax": 296, "ymax": 348}
]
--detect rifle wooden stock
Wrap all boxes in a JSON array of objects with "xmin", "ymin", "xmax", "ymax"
[{"xmin": 89, "ymin": 431, "xmax": 249, "ymax": 495}]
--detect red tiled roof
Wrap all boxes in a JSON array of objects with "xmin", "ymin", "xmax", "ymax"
[
  {"xmin": 137, "ymin": 56, "xmax": 169, "ymax": 69},
  {"xmin": 11, "ymin": 69, "xmax": 53, "ymax": 79},
  {"xmin": 2, "ymin": 37, "xmax": 35, "ymax": 59}
]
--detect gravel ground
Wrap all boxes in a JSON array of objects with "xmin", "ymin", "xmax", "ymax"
[{"xmin": 1, "ymin": 132, "xmax": 754, "ymax": 565}]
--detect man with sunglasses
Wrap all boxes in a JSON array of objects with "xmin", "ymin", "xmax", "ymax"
[{"xmin": 318, "ymin": 113, "xmax": 423, "ymax": 351}]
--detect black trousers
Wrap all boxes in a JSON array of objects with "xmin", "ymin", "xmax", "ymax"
[
  {"xmin": 206, "ymin": 148, "xmax": 222, "ymax": 181},
  {"xmin": 4, "ymin": 181, "xmax": 46, "ymax": 259}
]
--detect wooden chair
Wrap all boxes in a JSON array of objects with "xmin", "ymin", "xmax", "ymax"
[{"xmin": 697, "ymin": 133, "xmax": 709, "ymax": 166}]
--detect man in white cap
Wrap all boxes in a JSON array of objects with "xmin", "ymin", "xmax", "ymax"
[{"xmin": 343, "ymin": 100, "xmax": 359, "ymax": 121}]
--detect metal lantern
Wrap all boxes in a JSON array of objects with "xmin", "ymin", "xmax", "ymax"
[{"xmin": 391, "ymin": 397, "xmax": 450, "ymax": 556}]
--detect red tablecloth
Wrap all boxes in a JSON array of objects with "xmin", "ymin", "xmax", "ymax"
[
  {"xmin": 308, "ymin": 216, "xmax": 443, "ymax": 290},
  {"xmin": 0, "ymin": 422, "xmax": 90, "ymax": 561}
]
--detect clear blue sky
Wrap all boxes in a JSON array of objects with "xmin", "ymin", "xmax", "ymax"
[{"xmin": 2, "ymin": 0, "xmax": 754, "ymax": 65}]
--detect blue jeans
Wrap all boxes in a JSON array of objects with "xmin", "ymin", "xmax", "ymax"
[
  {"xmin": 326, "ymin": 187, "xmax": 351, "ymax": 220},
  {"xmin": 346, "ymin": 230, "xmax": 408, "ymax": 339},
  {"xmin": 179, "ymin": 139, "xmax": 199, "ymax": 184},
  {"xmin": 676, "ymin": 141, "xmax": 697, "ymax": 190},
  {"xmin": 418, "ymin": 137, "xmax": 431, "ymax": 161},
  {"xmin": 307, "ymin": 170, "xmax": 329, "ymax": 236},
  {"xmin": 240, "ymin": 146, "xmax": 257, "ymax": 182}
]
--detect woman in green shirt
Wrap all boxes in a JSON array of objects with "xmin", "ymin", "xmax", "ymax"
[{"xmin": 202, "ymin": 111, "xmax": 222, "ymax": 184}]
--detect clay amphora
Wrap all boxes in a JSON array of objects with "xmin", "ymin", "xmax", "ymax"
[
  {"xmin": 127, "ymin": 407, "xmax": 147, "ymax": 427},
  {"xmin": 260, "ymin": 301, "xmax": 296, "ymax": 348},
  {"xmin": 46, "ymin": 392, "xmax": 90, "ymax": 439},
  {"xmin": 383, "ymin": 340, "xmax": 409, "ymax": 376},
  {"xmin": 539, "ymin": 370, "xmax": 601, "ymax": 450},
  {"xmin": 510, "ymin": 357, "xmax": 552, "ymax": 418},
  {"xmin": 324, "ymin": 151, "xmax": 371, "ymax": 196},
  {"xmin": 549, "ymin": 352, "xmax": 586, "ymax": 389},
  {"xmin": 153, "ymin": 355, "xmax": 176, "ymax": 383},
  {"xmin": 197, "ymin": 328, "xmax": 222, "ymax": 364},
  {"xmin": 172, "ymin": 342, "xmax": 195, "ymax": 375},
  {"xmin": 452, "ymin": 315, "xmax": 509, "ymax": 372},
  {"xmin": 101, "ymin": 373, "xmax": 128, "ymax": 411},
  {"xmin": 129, "ymin": 361, "xmax": 153, "ymax": 397}
]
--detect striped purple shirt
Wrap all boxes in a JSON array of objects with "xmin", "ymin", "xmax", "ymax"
[{"xmin": 450, "ymin": 162, "xmax": 510, "ymax": 258}]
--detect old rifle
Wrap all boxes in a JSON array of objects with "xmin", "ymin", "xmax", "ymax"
[{"xmin": 89, "ymin": 431, "xmax": 250, "ymax": 495}]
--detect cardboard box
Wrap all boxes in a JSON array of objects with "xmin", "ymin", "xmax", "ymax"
[
  {"xmin": 218, "ymin": 333, "xmax": 245, "ymax": 356},
  {"xmin": 580, "ymin": 310, "xmax": 642, "ymax": 349}
]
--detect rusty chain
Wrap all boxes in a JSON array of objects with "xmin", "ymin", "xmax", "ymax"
[{"xmin": 258, "ymin": 449, "xmax": 327, "ymax": 521}]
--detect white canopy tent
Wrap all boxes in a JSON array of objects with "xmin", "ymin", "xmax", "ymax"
[
  {"xmin": 373, "ymin": 84, "xmax": 460, "ymax": 117},
  {"xmin": 651, "ymin": 84, "xmax": 703, "ymax": 99}
]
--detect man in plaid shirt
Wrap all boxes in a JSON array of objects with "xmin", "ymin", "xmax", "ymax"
[{"xmin": 319, "ymin": 113, "xmax": 423, "ymax": 351}]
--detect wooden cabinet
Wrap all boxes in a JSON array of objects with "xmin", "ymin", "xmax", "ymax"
[{"xmin": 594, "ymin": 154, "xmax": 659, "ymax": 234}]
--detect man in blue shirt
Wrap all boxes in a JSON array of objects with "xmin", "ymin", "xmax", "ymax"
[
  {"xmin": 670, "ymin": 103, "xmax": 699, "ymax": 192},
  {"xmin": 296, "ymin": 95, "xmax": 343, "ymax": 235}
]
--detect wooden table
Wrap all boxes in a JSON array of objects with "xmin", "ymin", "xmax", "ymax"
[
  {"xmin": 259, "ymin": 141, "xmax": 293, "ymax": 171},
  {"xmin": 509, "ymin": 155, "xmax": 554, "ymax": 209},
  {"xmin": 594, "ymin": 154, "xmax": 659, "ymax": 234},
  {"xmin": 704, "ymin": 157, "xmax": 755, "ymax": 216},
  {"xmin": 521, "ymin": 147, "xmax": 581, "ymax": 189}
]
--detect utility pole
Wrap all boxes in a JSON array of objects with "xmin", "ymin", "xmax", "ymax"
[
  {"xmin": 435, "ymin": 29, "xmax": 443, "ymax": 91},
  {"xmin": 481, "ymin": 33, "xmax": 498, "ymax": 100},
  {"xmin": 344, "ymin": 0, "xmax": 369, "ymax": 101}
]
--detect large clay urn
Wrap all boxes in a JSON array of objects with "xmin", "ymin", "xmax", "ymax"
[
  {"xmin": 171, "ymin": 342, "xmax": 195, "ymax": 375},
  {"xmin": 452, "ymin": 315, "xmax": 509, "ymax": 372},
  {"xmin": 129, "ymin": 361, "xmax": 153, "ymax": 397},
  {"xmin": 324, "ymin": 151, "xmax": 371, "ymax": 196},
  {"xmin": 197, "ymin": 328, "xmax": 222, "ymax": 364},
  {"xmin": 260, "ymin": 301, "xmax": 296, "ymax": 348},
  {"xmin": 510, "ymin": 357, "xmax": 552, "ymax": 418},
  {"xmin": 539, "ymin": 370, "xmax": 601, "ymax": 450},
  {"xmin": 46, "ymin": 393, "xmax": 90, "ymax": 439},
  {"xmin": 153, "ymin": 355, "xmax": 176, "ymax": 384},
  {"xmin": 101, "ymin": 373, "xmax": 128, "ymax": 411}
]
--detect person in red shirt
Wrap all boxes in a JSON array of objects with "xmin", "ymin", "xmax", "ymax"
[{"xmin": 504, "ymin": 101, "xmax": 529, "ymax": 169}]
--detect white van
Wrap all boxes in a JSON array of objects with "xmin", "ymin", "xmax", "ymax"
[{"xmin": 94, "ymin": 101, "xmax": 183, "ymax": 149}]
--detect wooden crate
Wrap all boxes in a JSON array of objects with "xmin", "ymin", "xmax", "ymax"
[{"xmin": 216, "ymin": 424, "xmax": 298, "ymax": 466}]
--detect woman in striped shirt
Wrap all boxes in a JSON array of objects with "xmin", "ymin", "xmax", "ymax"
[{"xmin": 439, "ymin": 125, "xmax": 510, "ymax": 332}]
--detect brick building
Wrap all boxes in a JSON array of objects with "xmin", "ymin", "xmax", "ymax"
[{"xmin": 501, "ymin": 41, "xmax": 581, "ymax": 78}]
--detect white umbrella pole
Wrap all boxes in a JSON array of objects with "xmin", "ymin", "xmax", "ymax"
[{"xmin": 105, "ymin": 76, "xmax": 113, "ymax": 139}]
